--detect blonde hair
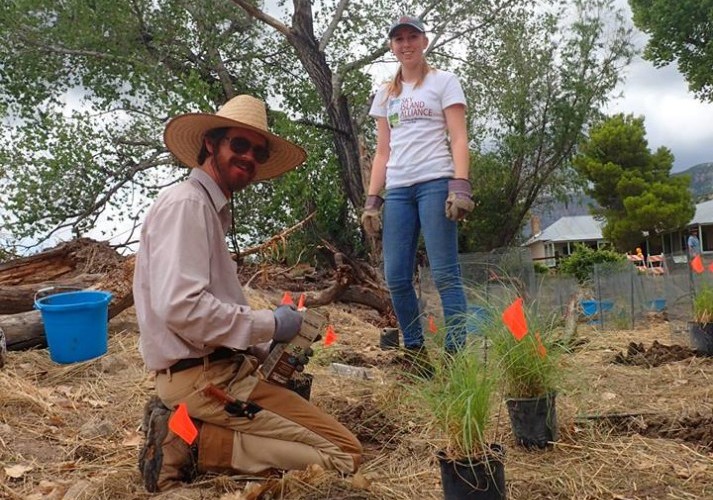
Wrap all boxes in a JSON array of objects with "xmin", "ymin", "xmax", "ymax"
[{"xmin": 385, "ymin": 61, "xmax": 433, "ymax": 100}]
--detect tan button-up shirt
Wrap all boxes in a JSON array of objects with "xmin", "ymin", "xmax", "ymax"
[{"xmin": 133, "ymin": 169, "xmax": 275, "ymax": 371}]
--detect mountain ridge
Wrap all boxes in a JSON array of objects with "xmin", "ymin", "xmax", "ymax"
[{"xmin": 527, "ymin": 161, "xmax": 713, "ymax": 237}]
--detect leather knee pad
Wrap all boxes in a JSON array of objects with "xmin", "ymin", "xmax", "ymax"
[{"xmin": 197, "ymin": 422, "xmax": 235, "ymax": 473}]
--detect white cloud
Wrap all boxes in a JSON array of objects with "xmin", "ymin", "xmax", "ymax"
[{"xmin": 605, "ymin": 0, "xmax": 713, "ymax": 171}]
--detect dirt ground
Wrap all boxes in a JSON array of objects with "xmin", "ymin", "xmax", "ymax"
[{"xmin": 2, "ymin": 289, "xmax": 713, "ymax": 499}]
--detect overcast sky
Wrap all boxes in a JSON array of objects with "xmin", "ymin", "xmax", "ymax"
[{"xmin": 604, "ymin": 0, "xmax": 713, "ymax": 172}]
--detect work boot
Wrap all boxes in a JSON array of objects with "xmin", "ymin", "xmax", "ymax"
[
  {"xmin": 402, "ymin": 346, "xmax": 435, "ymax": 380},
  {"xmin": 138, "ymin": 396, "xmax": 198, "ymax": 493}
]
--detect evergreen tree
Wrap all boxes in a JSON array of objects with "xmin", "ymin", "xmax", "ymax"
[{"xmin": 573, "ymin": 113, "xmax": 694, "ymax": 251}]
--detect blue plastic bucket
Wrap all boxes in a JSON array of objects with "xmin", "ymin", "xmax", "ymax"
[
  {"xmin": 580, "ymin": 299, "xmax": 614, "ymax": 325},
  {"xmin": 580, "ymin": 299, "xmax": 614, "ymax": 317},
  {"xmin": 648, "ymin": 298, "xmax": 666, "ymax": 312},
  {"xmin": 466, "ymin": 305, "xmax": 490, "ymax": 335},
  {"xmin": 34, "ymin": 290, "xmax": 112, "ymax": 364}
]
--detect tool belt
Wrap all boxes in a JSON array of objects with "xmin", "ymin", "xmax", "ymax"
[{"xmin": 159, "ymin": 347, "xmax": 241, "ymax": 375}]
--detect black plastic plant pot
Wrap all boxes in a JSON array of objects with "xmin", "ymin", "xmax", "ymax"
[
  {"xmin": 286, "ymin": 373, "xmax": 313, "ymax": 401},
  {"xmin": 379, "ymin": 327, "xmax": 400, "ymax": 350},
  {"xmin": 437, "ymin": 444, "xmax": 506, "ymax": 500},
  {"xmin": 505, "ymin": 392, "xmax": 557, "ymax": 449},
  {"xmin": 688, "ymin": 322, "xmax": 713, "ymax": 356}
]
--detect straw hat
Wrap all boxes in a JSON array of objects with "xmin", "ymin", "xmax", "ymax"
[{"xmin": 163, "ymin": 95, "xmax": 306, "ymax": 182}]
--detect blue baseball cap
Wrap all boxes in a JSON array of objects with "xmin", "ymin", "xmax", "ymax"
[{"xmin": 388, "ymin": 15, "xmax": 426, "ymax": 38}]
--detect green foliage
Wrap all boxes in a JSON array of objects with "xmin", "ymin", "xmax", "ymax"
[
  {"xmin": 573, "ymin": 113, "xmax": 695, "ymax": 251},
  {"xmin": 629, "ymin": 0, "xmax": 713, "ymax": 102},
  {"xmin": 230, "ymin": 112, "xmax": 362, "ymax": 264},
  {"xmin": 1, "ymin": 0, "xmax": 634, "ymax": 262},
  {"xmin": 0, "ymin": 0, "xmax": 267, "ymax": 248},
  {"xmin": 458, "ymin": 0, "xmax": 634, "ymax": 251},
  {"xmin": 559, "ymin": 244, "xmax": 626, "ymax": 284},
  {"xmin": 411, "ymin": 346, "xmax": 496, "ymax": 457},
  {"xmin": 693, "ymin": 284, "xmax": 713, "ymax": 323},
  {"xmin": 533, "ymin": 262, "xmax": 550, "ymax": 274},
  {"xmin": 490, "ymin": 311, "xmax": 561, "ymax": 399}
]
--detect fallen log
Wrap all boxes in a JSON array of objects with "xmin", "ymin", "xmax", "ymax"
[
  {"xmin": 0, "ymin": 274, "xmax": 104, "ymax": 314},
  {"xmin": 0, "ymin": 310, "xmax": 45, "ymax": 351},
  {"xmin": 0, "ymin": 237, "xmax": 125, "ymax": 285},
  {"xmin": 288, "ymin": 253, "xmax": 396, "ymax": 327}
]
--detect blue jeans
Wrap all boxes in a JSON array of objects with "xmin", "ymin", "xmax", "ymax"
[{"xmin": 383, "ymin": 178, "xmax": 467, "ymax": 352}]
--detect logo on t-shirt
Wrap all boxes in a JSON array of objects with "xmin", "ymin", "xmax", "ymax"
[
  {"xmin": 388, "ymin": 97, "xmax": 433, "ymax": 129},
  {"xmin": 388, "ymin": 98, "xmax": 401, "ymax": 128}
]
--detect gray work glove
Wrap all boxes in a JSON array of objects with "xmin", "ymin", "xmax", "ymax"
[
  {"xmin": 273, "ymin": 305, "xmax": 303, "ymax": 343},
  {"xmin": 360, "ymin": 195, "xmax": 384, "ymax": 237},
  {"xmin": 445, "ymin": 178, "xmax": 475, "ymax": 221}
]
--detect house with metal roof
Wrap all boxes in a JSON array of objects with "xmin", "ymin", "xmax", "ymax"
[
  {"xmin": 524, "ymin": 215, "xmax": 606, "ymax": 267},
  {"xmin": 525, "ymin": 200, "xmax": 713, "ymax": 266},
  {"xmin": 645, "ymin": 199, "xmax": 713, "ymax": 259},
  {"xmin": 687, "ymin": 199, "xmax": 713, "ymax": 253}
]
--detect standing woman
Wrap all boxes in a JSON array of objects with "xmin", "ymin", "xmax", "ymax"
[{"xmin": 362, "ymin": 15, "xmax": 474, "ymax": 372}]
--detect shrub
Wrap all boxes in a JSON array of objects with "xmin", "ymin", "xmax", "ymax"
[
  {"xmin": 558, "ymin": 244, "xmax": 625, "ymax": 284},
  {"xmin": 533, "ymin": 262, "xmax": 550, "ymax": 274}
]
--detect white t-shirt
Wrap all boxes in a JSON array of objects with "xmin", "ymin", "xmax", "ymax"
[{"xmin": 370, "ymin": 69, "xmax": 466, "ymax": 190}]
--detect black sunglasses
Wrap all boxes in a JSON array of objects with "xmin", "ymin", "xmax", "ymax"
[{"xmin": 223, "ymin": 136, "xmax": 270, "ymax": 164}]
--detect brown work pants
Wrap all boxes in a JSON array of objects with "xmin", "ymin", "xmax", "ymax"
[{"xmin": 155, "ymin": 354, "xmax": 361, "ymax": 475}]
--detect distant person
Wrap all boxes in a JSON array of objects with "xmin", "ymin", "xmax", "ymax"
[
  {"xmin": 361, "ymin": 15, "xmax": 474, "ymax": 376},
  {"xmin": 688, "ymin": 228, "xmax": 701, "ymax": 257},
  {"xmin": 133, "ymin": 94, "xmax": 361, "ymax": 492}
]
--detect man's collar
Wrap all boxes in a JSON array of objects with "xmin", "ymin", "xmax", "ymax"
[{"xmin": 189, "ymin": 169, "xmax": 229, "ymax": 211}]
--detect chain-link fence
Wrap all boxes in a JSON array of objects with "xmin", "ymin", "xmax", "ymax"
[
  {"xmin": 421, "ymin": 247, "xmax": 577, "ymax": 317},
  {"xmin": 418, "ymin": 249, "xmax": 702, "ymax": 344}
]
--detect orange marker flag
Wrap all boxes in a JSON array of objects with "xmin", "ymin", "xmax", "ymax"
[
  {"xmin": 691, "ymin": 255, "xmax": 704, "ymax": 274},
  {"xmin": 168, "ymin": 402, "xmax": 198, "ymax": 445},
  {"xmin": 297, "ymin": 293, "xmax": 306, "ymax": 310},
  {"xmin": 708, "ymin": 262, "xmax": 713, "ymax": 274},
  {"xmin": 428, "ymin": 315, "xmax": 438, "ymax": 334},
  {"xmin": 534, "ymin": 332, "xmax": 547, "ymax": 359},
  {"xmin": 323, "ymin": 325, "xmax": 337, "ymax": 346},
  {"xmin": 281, "ymin": 291, "xmax": 294, "ymax": 305},
  {"xmin": 502, "ymin": 297, "xmax": 528, "ymax": 341}
]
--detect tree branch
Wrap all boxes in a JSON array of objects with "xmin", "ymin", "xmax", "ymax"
[
  {"xmin": 229, "ymin": 0, "xmax": 291, "ymax": 37},
  {"xmin": 294, "ymin": 118, "xmax": 350, "ymax": 136},
  {"xmin": 241, "ymin": 211, "xmax": 317, "ymax": 257},
  {"xmin": 318, "ymin": 0, "xmax": 349, "ymax": 52}
]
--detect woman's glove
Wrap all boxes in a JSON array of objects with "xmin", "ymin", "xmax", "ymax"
[
  {"xmin": 445, "ymin": 179, "xmax": 475, "ymax": 221},
  {"xmin": 360, "ymin": 195, "xmax": 384, "ymax": 236},
  {"xmin": 273, "ymin": 305, "xmax": 303, "ymax": 343}
]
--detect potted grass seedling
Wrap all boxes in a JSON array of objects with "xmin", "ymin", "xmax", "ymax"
[
  {"xmin": 689, "ymin": 283, "xmax": 713, "ymax": 355},
  {"xmin": 412, "ymin": 344, "xmax": 505, "ymax": 500},
  {"xmin": 491, "ymin": 298, "xmax": 560, "ymax": 449}
]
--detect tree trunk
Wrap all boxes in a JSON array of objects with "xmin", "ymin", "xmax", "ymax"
[{"xmin": 288, "ymin": 0, "xmax": 365, "ymax": 212}]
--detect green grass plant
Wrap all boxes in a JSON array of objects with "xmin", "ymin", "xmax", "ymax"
[
  {"xmin": 411, "ymin": 345, "xmax": 496, "ymax": 458},
  {"xmin": 490, "ymin": 311, "xmax": 561, "ymax": 399},
  {"xmin": 693, "ymin": 283, "xmax": 713, "ymax": 323}
]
